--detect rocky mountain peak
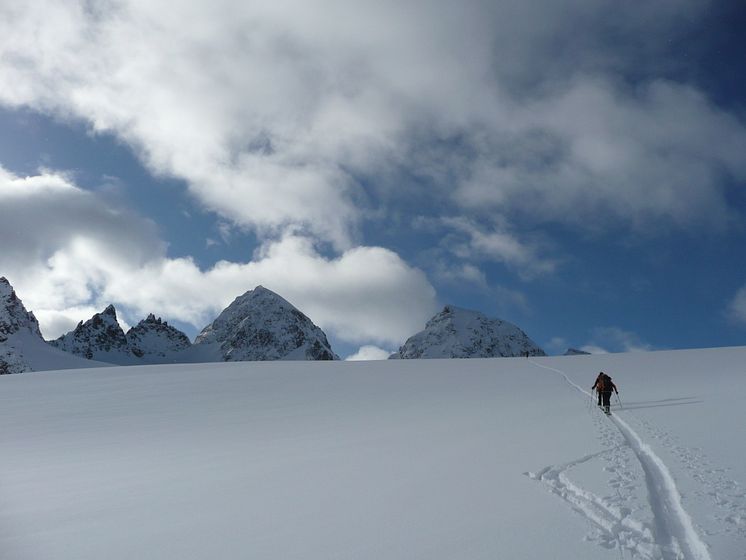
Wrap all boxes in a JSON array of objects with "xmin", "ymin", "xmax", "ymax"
[
  {"xmin": 126, "ymin": 314, "xmax": 191, "ymax": 360},
  {"xmin": 391, "ymin": 305, "xmax": 545, "ymax": 359},
  {"xmin": 0, "ymin": 277, "xmax": 42, "ymax": 341},
  {"xmin": 50, "ymin": 305, "xmax": 131, "ymax": 362},
  {"xmin": 193, "ymin": 285, "xmax": 338, "ymax": 361}
]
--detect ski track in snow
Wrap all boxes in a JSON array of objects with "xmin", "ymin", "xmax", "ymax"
[
  {"xmin": 640, "ymin": 420, "xmax": 746, "ymax": 543},
  {"xmin": 527, "ymin": 361, "xmax": 713, "ymax": 560}
]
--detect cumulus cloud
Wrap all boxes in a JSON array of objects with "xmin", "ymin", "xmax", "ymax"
[
  {"xmin": 455, "ymin": 79, "xmax": 746, "ymax": 232},
  {"xmin": 546, "ymin": 337, "xmax": 568, "ymax": 354},
  {"xmin": 726, "ymin": 286, "xmax": 746, "ymax": 325},
  {"xmin": 581, "ymin": 326, "xmax": 654, "ymax": 354},
  {"xmin": 2, "ymin": 0, "xmax": 745, "ymax": 252},
  {"xmin": 345, "ymin": 345, "xmax": 393, "ymax": 361},
  {"xmin": 432, "ymin": 262, "xmax": 488, "ymax": 288},
  {"xmin": 0, "ymin": 166, "xmax": 437, "ymax": 344},
  {"xmin": 438, "ymin": 217, "xmax": 557, "ymax": 277}
]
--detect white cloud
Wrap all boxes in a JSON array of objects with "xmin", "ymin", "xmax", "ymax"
[
  {"xmin": 0, "ymin": 166, "xmax": 437, "ymax": 345},
  {"xmin": 345, "ymin": 345, "xmax": 393, "ymax": 361},
  {"xmin": 546, "ymin": 337, "xmax": 567, "ymax": 354},
  {"xmin": 726, "ymin": 286, "xmax": 746, "ymax": 325},
  {"xmin": 582, "ymin": 327, "xmax": 654, "ymax": 354},
  {"xmin": 1, "ymin": 0, "xmax": 744, "ymax": 251},
  {"xmin": 455, "ymin": 79, "xmax": 746, "ymax": 233},
  {"xmin": 432, "ymin": 262, "xmax": 488, "ymax": 288},
  {"xmin": 438, "ymin": 217, "xmax": 557, "ymax": 277}
]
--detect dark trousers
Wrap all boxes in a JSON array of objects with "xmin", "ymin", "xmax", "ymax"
[{"xmin": 602, "ymin": 391, "xmax": 612, "ymax": 412}]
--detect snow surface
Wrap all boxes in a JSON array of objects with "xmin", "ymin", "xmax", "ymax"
[
  {"xmin": 1, "ymin": 347, "xmax": 745, "ymax": 559},
  {"xmin": 391, "ymin": 305, "xmax": 545, "ymax": 359},
  {"xmin": 2, "ymin": 330, "xmax": 111, "ymax": 373}
]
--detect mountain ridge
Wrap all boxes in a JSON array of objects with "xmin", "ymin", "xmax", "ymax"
[{"xmin": 390, "ymin": 305, "xmax": 545, "ymax": 359}]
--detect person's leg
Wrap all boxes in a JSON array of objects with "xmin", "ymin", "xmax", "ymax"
[
  {"xmin": 603, "ymin": 391, "xmax": 611, "ymax": 413},
  {"xmin": 597, "ymin": 390, "xmax": 602, "ymax": 406}
]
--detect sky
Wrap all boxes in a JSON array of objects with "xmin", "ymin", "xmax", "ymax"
[{"xmin": 1, "ymin": 0, "xmax": 746, "ymax": 359}]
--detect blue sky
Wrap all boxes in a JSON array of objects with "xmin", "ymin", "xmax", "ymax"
[{"xmin": 1, "ymin": 0, "xmax": 746, "ymax": 358}]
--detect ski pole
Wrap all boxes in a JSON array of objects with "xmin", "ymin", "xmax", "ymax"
[{"xmin": 616, "ymin": 393, "xmax": 622, "ymax": 409}]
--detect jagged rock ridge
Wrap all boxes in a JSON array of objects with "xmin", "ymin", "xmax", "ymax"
[
  {"xmin": 1, "ymin": 277, "xmax": 43, "ymax": 374},
  {"xmin": 127, "ymin": 314, "xmax": 192, "ymax": 360},
  {"xmin": 50, "ymin": 307, "xmax": 192, "ymax": 365},
  {"xmin": 0, "ymin": 277, "xmax": 42, "ymax": 342},
  {"xmin": 564, "ymin": 348, "xmax": 591, "ymax": 356},
  {"xmin": 192, "ymin": 286, "xmax": 338, "ymax": 361},
  {"xmin": 390, "ymin": 305, "xmax": 546, "ymax": 359},
  {"xmin": 1, "ymin": 278, "xmax": 103, "ymax": 374},
  {"xmin": 50, "ymin": 305, "xmax": 134, "ymax": 363}
]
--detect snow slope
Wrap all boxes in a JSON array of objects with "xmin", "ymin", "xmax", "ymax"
[
  {"xmin": 1, "ymin": 348, "xmax": 745, "ymax": 559},
  {"xmin": 2, "ymin": 330, "xmax": 112, "ymax": 372}
]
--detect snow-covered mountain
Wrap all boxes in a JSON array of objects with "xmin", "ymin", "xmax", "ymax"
[
  {"xmin": 1, "ymin": 277, "xmax": 106, "ymax": 373},
  {"xmin": 126, "ymin": 314, "xmax": 192, "ymax": 362},
  {"xmin": 0, "ymin": 277, "xmax": 42, "ymax": 374},
  {"xmin": 50, "ymin": 307, "xmax": 193, "ymax": 365},
  {"xmin": 565, "ymin": 347, "xmax": 591, "ymax": 356},
  {"xmin": 50, "ymin": 305, "xmax": 137, "ymax": 365},
  {"xmin": 190, "ymin": 285, "xmax": 338, "ymax": 361},
  {"xmin": 390, "ymin": 305, "xmax": 545, "ymax": 359},
  {"xmin": 0, "ymin": 277, "xmax": 42, "ymax": 342}
]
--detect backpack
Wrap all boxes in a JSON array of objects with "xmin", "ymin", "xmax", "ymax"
[{"xmin": 596, "ymin": 374, "xmax": 611, "ymax": 392}]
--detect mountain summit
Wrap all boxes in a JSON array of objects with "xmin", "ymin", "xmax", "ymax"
[
  {"xmin": 50, "ymin": 305, "xmax": 135, "ymax": 363},
  {"xmin": 390, "ymin": 305, "xmax": 545, "ymax": 359},
  {"xmin": 127, "ymin": 314, "xmax": 192, "ymax": 361},
  {"xmin": 1, "ymin": 277, "xmax": 43, "ymax": 373},
  {"xmin": 1, "ymin": 278, "xmax": 103, "ymax": 373},
  {"xmin": 50, "ymin": 308, "xmax": 192, "ymax": 365},
  {"xmin": 192, "ymin": 286, "xmax": 338, "ymax": 361},
  {"xmin": 0, "ymin": 277, "xmax": 42, "ymax": 341}
]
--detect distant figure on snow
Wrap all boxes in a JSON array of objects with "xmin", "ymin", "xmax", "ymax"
[{"xmin": 591, "ymin": 372, "xmax": 618, "ymax": 414}]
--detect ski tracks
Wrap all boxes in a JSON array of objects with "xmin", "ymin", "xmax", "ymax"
[
  {"xmin": 527, "ymin": 447, "xmax": 659, "ymax": 559},
  {"xmin": 641, "ymin": 420, "xmax": 746, "ymax": 543},
  {"xmin": 526, "ymin": 361, "xmax": 712, "ymax": 560}
]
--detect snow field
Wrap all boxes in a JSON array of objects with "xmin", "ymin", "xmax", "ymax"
[{"xmin": 1, "ymin": 348, "xmax": 745, "ymax": 559}]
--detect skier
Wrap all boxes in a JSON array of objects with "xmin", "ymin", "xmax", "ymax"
[{"xmin": 591, "ymin": 371, "xmax": 618, "ymax": 415}]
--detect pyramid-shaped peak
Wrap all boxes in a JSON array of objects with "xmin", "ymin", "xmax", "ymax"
[
  {"xmin": 194, "ymin": 286, "xmax": 337, "ymax": 361},
  {"xmin": 392, "ymin": 305, "xmax": 545, "ymax": 359},
  {"xmin": 51, "ymin": 305, "xmax": 130, "ymax": 362},
  {"xmin": 229, "ymin": 286, "xmax": 297, "ymax": 312},
  {"xmin": 243, "ymin": 285, "xmax": 281, "ymax": 299},
  {"xmin": 0, "ymin": 277, "xmax": 43, "ymax": 339}
]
